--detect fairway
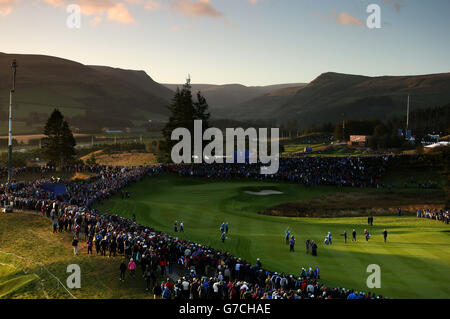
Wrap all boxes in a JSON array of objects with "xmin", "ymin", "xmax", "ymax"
[{"xmin": 97, "ymin": 174, "xmax": 450, "ymax": 299}]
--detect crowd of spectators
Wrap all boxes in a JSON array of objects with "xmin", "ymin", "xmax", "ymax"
[
  {"xmin": 416, "ymin": 208, "xmax": 449, "ymax": 224},
  {"xmin": 169, "ymin": 156, "xmax": 390, "ymax": 188},
  {"xmin": 1, "ymin": 155, "xmax": 440, "ymax": 300}
]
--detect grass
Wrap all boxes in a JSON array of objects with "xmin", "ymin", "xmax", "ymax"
[
  {"xmin": 0, "ymin": 213, "xmax": 157, "ymax": 299},
  {"xmin": 0, "ymin": 133, "xmax": 88, "ymax": 144},
  {"xmin": 80, "ymin": 151, "xmax": 158, "ymax": 167},
  {"xmin": 261, "ymin": 190, "xmax": 444, "ymax": 217},
  {"xmin": 96, "ymin": 174, "xmax": 450, "ymax": 299}
]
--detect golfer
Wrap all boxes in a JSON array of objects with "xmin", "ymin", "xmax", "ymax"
[
  {"xmin": 342, "ymin": 230, "xmax": 347, "ymax": 243},
  {"xmin": 311, "ymin": 241, "xmax": 318, "ymax": 256},
  {"xmin": 364, "ymin": 229, "xmax": 370, "ymax": 242},
  {"xmin": 289, "ymin": 235, "xmax": 295, "ymax": 252},
  {"xmin": 327, "ymin": 232, "xmax": 332, "ymax": 245},
  {"xmin": 221, "ymin": 232, "xmax": 226, "ymax": 243}
]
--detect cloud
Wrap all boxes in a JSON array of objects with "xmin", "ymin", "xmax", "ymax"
[
  {"xmin": 40, "ymin": 0, "xmax": 65, "ymax": 7},
  {"xmin": 76, "ymin": 0, "xmax": 114, "ymax": 16},
  {"xmin": 124, "ymin": 0, "xmax": 160, "ymax": 11},
  {"xmin": 314, "ymin": 9, "xmax": 364, "ymax": 27},
  {"xmin": 90, "ymin": 16, "xmax": 103, "ymax": 26},
  {"xmin": 61, "ymin": 0, "xmax": 134, "ymax": 24},
  {"xmin": 107, "ymin": 2, "xmax": 135, "ymax": 23},
  {"xmin": 2, "ymin": 0, "xmax": 245, "ymax": 25},
  {"xmin": 171, "ymin": 0, "xmax": 223, "ymax": 18},
  {"xmin": 248, "ymin": 0, "xmax": 258, "ymax": 4},
  {"xmin": 144, "ymin": 0, "xmax": 161, "ymax": 11},
  {"xmin": 336, "ymin": 12, "xmax": 364, "ymax": 27},
  {"xmin": 383, "ymin": 0, "xmax": 403, "ymax": 13},
  {"xmin": 0, "ymin": 0, "xmax": 18, "ymax": 16},
  {"xmin": 34, "ymin": 0, "xmax": 136, "ymax": 24}
]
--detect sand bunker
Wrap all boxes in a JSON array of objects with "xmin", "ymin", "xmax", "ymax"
[{"xmin": 245, "ymin": 190, "xmax": 284, "ymax": 196}]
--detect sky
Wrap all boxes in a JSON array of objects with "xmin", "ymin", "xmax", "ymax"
[{"xmin": 0, "ymin": 0, "xmax": 449, "ymax": 86}]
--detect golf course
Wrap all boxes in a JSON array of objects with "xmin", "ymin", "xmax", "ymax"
[{"xmin": 94, "ymin": 173, "xmax": 450, "ymax": 299}]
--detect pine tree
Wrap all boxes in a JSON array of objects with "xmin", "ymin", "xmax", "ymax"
[
  {"xmin": 159, "ymin": 79, "xmax": 210, "ymax": 163},
  {"xmin": 42, "ymin": 109, "xmax": 77, "ymax": 166},
  {"xmin": 194, "ymin": 91, "xmax": 210, "ymax": 128}
]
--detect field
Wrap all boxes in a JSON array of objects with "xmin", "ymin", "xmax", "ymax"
[
  {"xmin": 80, "ymin": 151, "xmax": 158, "ymax": 167},
  {"xmin": 96, "ymin": 174, "xmax": 450, "ymax": 299},
  {"xmin": 0, "ymin": 172, "xmax": 448, "ymax": 299},
  {"xmin": 0, "ymin": 133, "xmax": 88, "ymax": 144},
  {"xmin": 0, "ymin": 213, "xmax": 159, "ymax": 299}
]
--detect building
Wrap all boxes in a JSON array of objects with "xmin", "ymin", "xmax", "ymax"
[
  {"xmin": 125, "ymin": 127, "xmax": 147, "ymax": 133},
  {"xmin": 348, "ymin": 135, "xmax": 369, "ymax": 146}
]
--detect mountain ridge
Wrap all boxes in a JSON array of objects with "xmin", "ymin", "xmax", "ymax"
[{"xmin": 1, "ymin": 52, "xmax": 449, "ymax": 133}]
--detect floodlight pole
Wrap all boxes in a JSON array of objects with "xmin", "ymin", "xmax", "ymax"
[{"xmin": 7, "ymin": 60, "xmax": 18, "ymax": 185}]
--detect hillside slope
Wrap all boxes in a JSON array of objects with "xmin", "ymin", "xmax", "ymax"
[
  {"xmin": 229, "ymin": 72, "xmax": 450, "ymax": 127},
  {"xmin": 163, "ymin": 82, "xmax": 306, "ymax": 115},
  {"xmin": 0, "ymin": 53, "xmax": 173, "ymax": 133}
]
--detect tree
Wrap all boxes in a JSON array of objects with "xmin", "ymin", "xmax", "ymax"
[
  {"xmin": 194, "ymin": 91, "xmax": 210, "ymax": 129},
  {"xmin": 373, "ymin": 123, "xmax": 388, "ymax": 137},
  {"xmin": 42, "ymin": 109, "xmax": 76, "ymax": 166},
  {"xmin": 159, "ymin": 79, "xmax": 210, "ymax": 163}
]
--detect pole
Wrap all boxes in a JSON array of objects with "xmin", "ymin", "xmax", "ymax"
[
  {"xmin": 342, "ymin": 119, "xmax": 345, "ymax": 142},
  {"xmin": 406, "ymin": 94, "xmax": 410, "ymax": 131},
  {"xmin": 8, "ymin": 90, "xmax": 13, "ymax": 184},
  {"xmin": 7, "ymin": 60, "xmax": 18, "ymax": 185}
]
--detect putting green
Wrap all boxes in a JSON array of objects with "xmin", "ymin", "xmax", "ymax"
[{"xmin": 97, "ymin": 174, "xmax": 450, "ymax": 299}]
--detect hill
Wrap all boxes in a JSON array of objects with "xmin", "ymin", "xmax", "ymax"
[
  {"xmin": 228, "ymin": 72, "xmax": 450, "ymax": 127},
  {"xmin": 2, "ymin": 52, "xmax": 448, "ymax": 132},
  {"xmin": 0, "ymin": 53, "xmax": 174, "ymax": 133},
  {"xmin": 163, "ymin": 82, "xmax": 306, "ymax": 116}
]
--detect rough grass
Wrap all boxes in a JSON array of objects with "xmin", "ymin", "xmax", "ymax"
[
  {"xmin": 261, "ymin": 190, "xmax": 444, "ymax": 217},
  {"xmin": 97, "ymin": 174, "xmax": 450, "ymax": 299},
  {"xmin": 81, "ymin": 151, "xmax": 158, "ymax": 167},
  {"xmin": 0, "ymin": 213, "xmax": 157, "ymax": 299}
]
